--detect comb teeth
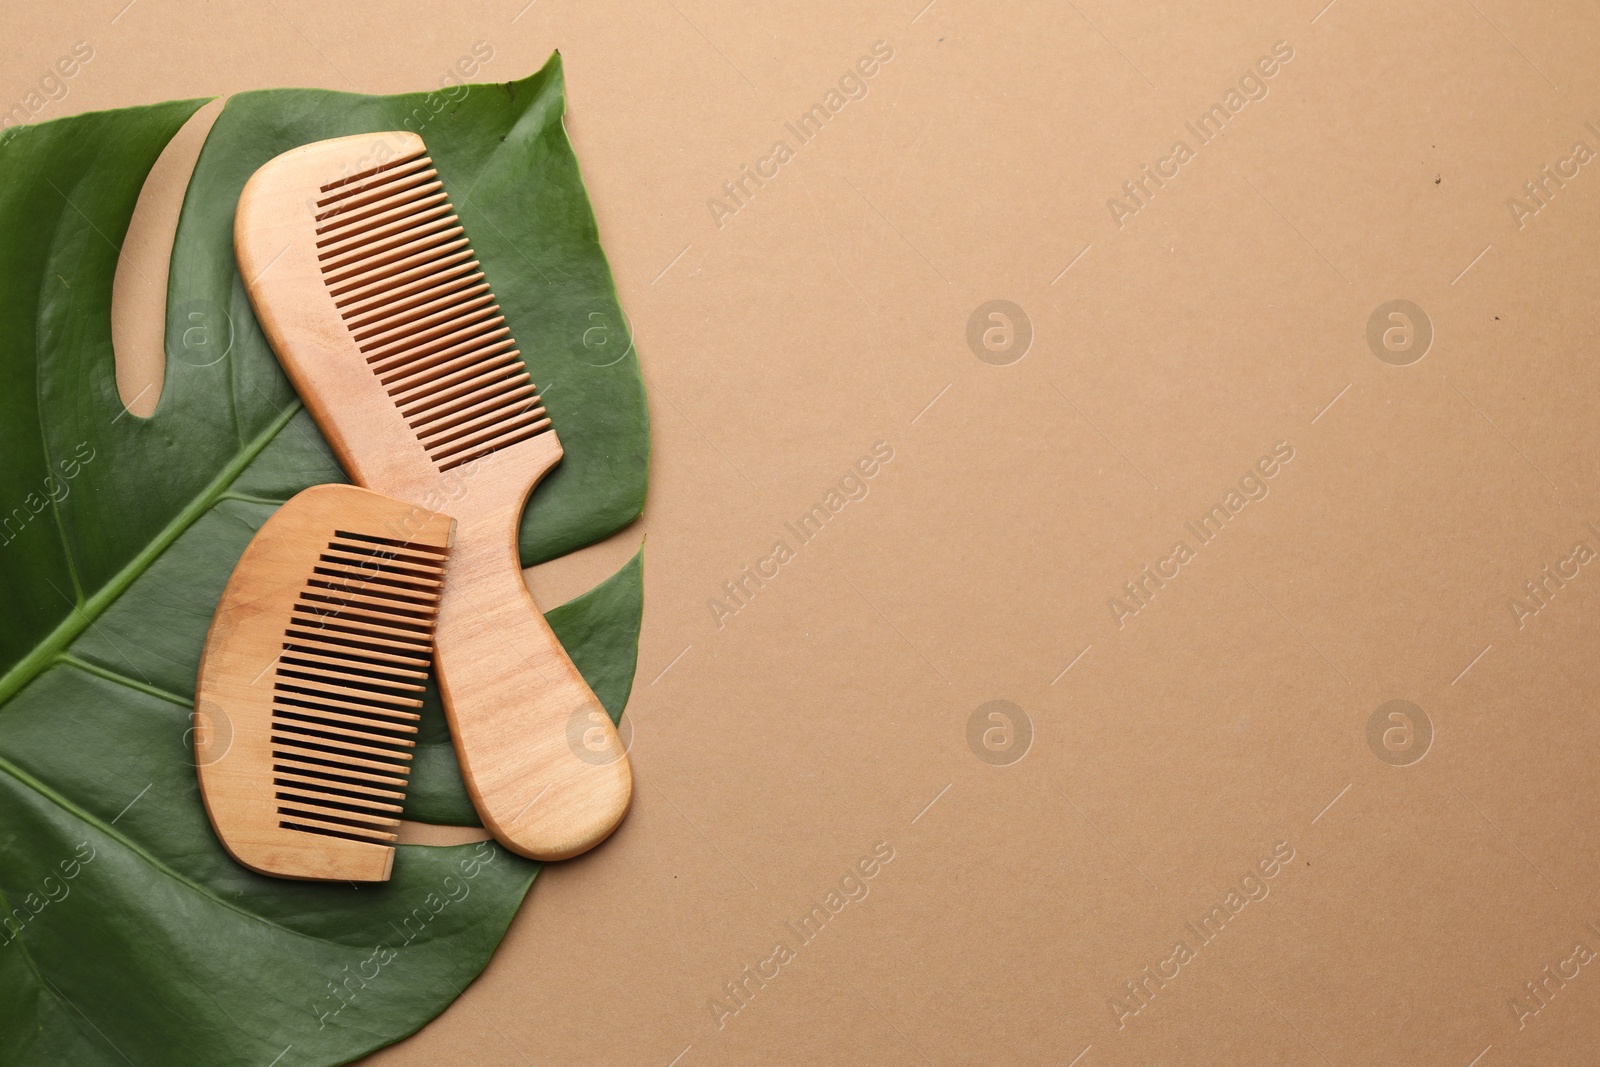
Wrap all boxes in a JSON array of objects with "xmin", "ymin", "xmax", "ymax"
[
  {"xmin": 312, "ymin": 150, "xmax": 552, "ymax": 472},
  {"xmin": 269, "ymin": 529, "xmax": 448, "ymax": 845}
]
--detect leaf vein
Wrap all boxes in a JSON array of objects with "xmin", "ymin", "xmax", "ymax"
[
  {"xmin": 0, "ymin": 752, "xmax": 354, "ymax": 949},
  {"xmin": 54, "ymin": 654, "xmax": 192, "ymax": 707},
  {"xmin": 32, "ymin": 244, "xmax": 84, "ymax": 607},
  {"xmin": 0, "ymin": 400, "xmax": 302, "ymax": 707}
]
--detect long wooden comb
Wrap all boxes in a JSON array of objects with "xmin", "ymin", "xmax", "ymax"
[
  {"xmin": 234, "ymin": 131, "xmax": 632, "ymax": 861},
  {"xmin": 195, "ymin": 484, "xmax": 453, "ymax": 881}
]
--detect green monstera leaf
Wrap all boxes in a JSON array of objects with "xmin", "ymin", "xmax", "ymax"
[{"xmin": 0, "ymin": 52, "xmax": 647, "ymax": 1067}]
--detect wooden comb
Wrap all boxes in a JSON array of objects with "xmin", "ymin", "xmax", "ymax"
[
  {"xmin": 234, "ymin": 132, "xmax": 632, "ymax": 861},
  {"xmin": 194, "ymin": 484, "xmax": 454, "ymax": 881}
]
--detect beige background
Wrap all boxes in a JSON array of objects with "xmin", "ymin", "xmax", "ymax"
[{"xmin": 6, "ymin": 0, "xmax": 1600, "ymax": 1063}]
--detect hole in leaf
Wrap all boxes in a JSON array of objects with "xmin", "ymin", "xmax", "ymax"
[{"xmin": 110, "ymin": 98, "xmax": 223, "ymax": 418}]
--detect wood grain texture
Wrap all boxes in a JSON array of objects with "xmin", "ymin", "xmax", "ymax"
[
  {"xmin": 194, "ymin": 484, "xmax": 454, "ymax": 882},
  {"xmin": 234, "ymin": 132, "xmax": 632, "ymax": 861}
]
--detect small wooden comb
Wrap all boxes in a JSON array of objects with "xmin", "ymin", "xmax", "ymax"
[
  {"xmin": 195, "ymin": 484, "xmax": 454, "ymax": 881},
  {"xmin": 234, "ymin": 132, "xmax": 632, "ymax": 861}
]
